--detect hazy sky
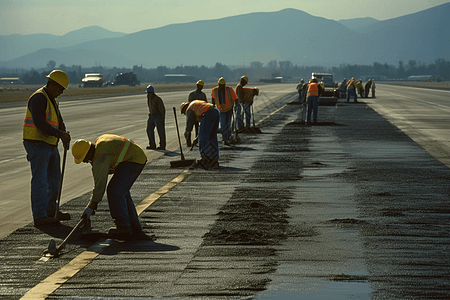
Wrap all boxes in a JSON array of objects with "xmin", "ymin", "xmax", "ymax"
[{"xmin": 1, "ymin": 0, "xmax": 449, "ymax": 36}]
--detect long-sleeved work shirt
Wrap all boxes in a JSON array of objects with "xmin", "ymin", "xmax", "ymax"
[
  {"xmin": 188, "ymin": 90, "xmax": 207, "ymax": 102},
  {"xmin": 147, "ymin": 94, "xmax": 165, "ymax": 116}
]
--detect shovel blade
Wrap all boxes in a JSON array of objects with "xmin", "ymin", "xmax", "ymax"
[
  {"xmin": 170, "ymin": 159, "xmax": 196, "ymax": 168},
  {"xmin": 47, "ymin": 239, "xmax": 57, "ymax": 256}
]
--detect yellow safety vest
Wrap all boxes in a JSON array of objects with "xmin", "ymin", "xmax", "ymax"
[
  {"xmin": 93, "ymin": 134, "xmax": 147, "ymax": 173},
  {"xmin": 23, "ymin": 87, "xmax": 60, "ymax": 146}
]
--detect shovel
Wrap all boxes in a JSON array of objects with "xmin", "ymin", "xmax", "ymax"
[
  {"xmin": 54, "ymin": 142, "xmax": 68, "ymax": 220},
  {"xmin": 43, "ymin": 217, "xmax": 87, "ymax": 258},
  {"xmin": 170, "ymin": 107, "xmax": 196, "ymax": 168}
]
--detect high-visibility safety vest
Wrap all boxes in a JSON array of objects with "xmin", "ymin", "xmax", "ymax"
[
  {"xmin": 188, "ymin": 100, "xmax": 214, "ymax": 123},
  {"xmin": 23, "ymin": 87, "xmax": 60, "ymax": 146},
  {"xmin": 211, "ymin": 86, "xmax": 237, "ymax": 112},
  {"xmin": 93, "ymin": 134, "xmax": 147, "ymax": 173},
  {"xmin": 347, "ymin": 79, "xmax": 356, "ymax": 89},
  {"xmin": 307, "ymin": 83, "xmax": 319, "ymax": 97},
  {"xmin": 236, "ymin": 84, "xmax": 256, "ymax": 103}
]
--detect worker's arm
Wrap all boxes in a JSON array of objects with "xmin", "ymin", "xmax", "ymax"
[
  {"xmin": 184, "ymin": 110, "xmax": 196, "ymax": 147},
  {"xmin": 90, "ymin": 154, "xmax": 112, "ymax": 205},
  {"xmin": 28, "ymin": 94, "xmax": 66, "ymax": 138}
]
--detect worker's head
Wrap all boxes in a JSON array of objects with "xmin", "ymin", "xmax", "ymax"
[
  {"xmin": 46, "ymin": 70, "xmax": 69, "ymax": 98},
  {"xmin": 196, "ymin": 80, "xmax": 204, "ymax": 90},
  {"xmin": 218, "ymin": 77, "xmax": 226, "ymax": 86},
  {"xmin": 145, "ymin": 85, "xmax": 155, "ymax": 94},
  {"xmin": 72, "ymin": 139, "xmax": 92, "ymax": 164},
  {"xmin": 301, "ymin": 79, "xmax": 304, "ymax": 83},
  {"xmin": 240, "ymin": 76, "xmax": 249, "ymax": 85},
  {"xmin": 180, "ymin": 102, "xmax": 190, "ymax": 115},
  {"xmin": 311, "ymin": 77, "xmax": 318, "ymax": 83}
]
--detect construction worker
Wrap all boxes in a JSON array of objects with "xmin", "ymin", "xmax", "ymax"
[
  {"xmin": 180, "ymin": 100, "xmax": 220, "ymax": 169},
  {"xmin": 346, "ymin": 77, "xmax": 358, "ymax": 102},
  {"xmin": 236, "ymin": 76, "xmax": 259, "ymax": 129},
  {"xmin": 296, "ymin": 79, "xmax": 305, "ymax": 101},
  {"xmin": 188, "ymin": 80, "xmax": 207, "ymax": 102},
  {"xmin": 145, "ymin": 85, "xmax": 166, "ymax": 150},
  {"xmin": 23, "ymin": 70, "xmax": 71, "ymax": 227},
  {"xmin": 356, "ymin": 80, "xmax": 364, "ymax": 98},
  {"xmin": 371, "ymin": 80, "xmax": 376, "ymax": 98},
  {"xmin": 72, "ymin": 134, "xmax": 151, "ymax": 240},
  {"xmin": 188, "ymin": 80, "xmax": 207, "ymax": 139},
  {"xmin": 235, "ymin": 75, "xmax": 247, "ymax": 130},
  {"xmin": 306, "ymin": 77, "xmax": 324, "ymax": 123},
  {"xmin": 364, "ymin": 79, "xmax": 373, "ymax": 98},
  {"xmin": 211, "ymin": 77, "xmax": 238, "ymax": 145}
]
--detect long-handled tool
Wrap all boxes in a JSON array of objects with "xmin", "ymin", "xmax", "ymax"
[
  {"xmin": 170, "ymin": 107, "xmax": 196, "ymax": 168},
  {"xmin": 249, "ymin": 103, "xmax": 262, "ymax": 133},
  {"xmin": 54, "ymin": 142, "xmax": 68, "ymax": 220},
  {"xmin": 43, "ymin": 217, "xmax": 87, "ymax": 258}
]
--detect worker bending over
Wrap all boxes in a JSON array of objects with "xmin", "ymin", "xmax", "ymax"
[
  {"xmin": 211, "ymin": 77, "xmax": 238, "ymax": 145},
  {"xmin": 236, "ymin": 75, "xmax": 259, "ymax": 130},
  {"xmin": 71, "ymin": 134, "xmax": 151, "ymax": 240},
  {"xmin": 180, "ymin": 100, "xmax": 220, "ymax": 169}
]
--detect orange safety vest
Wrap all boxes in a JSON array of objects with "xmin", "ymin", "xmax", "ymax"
[
  {"xmin": 347, "ymin": 79, "xmax": 355, "ymax": 89},
  {"xmin": 187, "ymin": 100, "xmax": 214, "ymax": 123},
  {"xmin": 236, "ymin": 84, "xmax": 256, "ymax": 103},
  {"xmin": 307, "ymin": 83, "xmax": 319, "ymax": 97},
  {"xmin": 23, "ymin": 87, "xmax": 60, "ymax": 146},
  {"xmin": 211, "ymin": 86, "xmax": 237, "ymax": 112},
  {"xmin": 93, "ymin": 134, "xmax": 147, "ymax": 173}
]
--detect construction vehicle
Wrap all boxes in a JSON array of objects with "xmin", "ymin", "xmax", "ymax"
[
  {"xmin": 81, "ymin": 73, "xmax": 104, "ymax": 87},
  {"xmin": 112, "ymin": 72, "xmax": 139, "ymax": 86},
  {"xmin": 311, "ymin": 72, "xmax": 338, "ymax": 105}
]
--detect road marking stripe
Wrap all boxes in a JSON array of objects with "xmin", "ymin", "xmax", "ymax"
[{"xmin": 21, "ymin": 169, "xmax": 192, "ymax": 300}]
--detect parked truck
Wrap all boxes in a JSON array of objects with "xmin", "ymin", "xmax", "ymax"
[{"xmin": 81, "ymin": 73, "xmax": 104, "ymax": 87}]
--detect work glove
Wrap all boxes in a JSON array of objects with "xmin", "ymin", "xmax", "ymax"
[{"xmin": 81, "ymin": 201, "xmax": 97, "ymax": 220}]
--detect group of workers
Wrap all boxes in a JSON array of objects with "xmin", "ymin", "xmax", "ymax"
[
  {"xmin": 179, "ymin": 76, "xmax": 259, "ymax": 169},
  {"xmin": 22, "ymin": 70, "xmax": 258, "ymax": 240},
  {"xmin": 346, "ymin": 77, "xmax": 376, "ymax": 102}
]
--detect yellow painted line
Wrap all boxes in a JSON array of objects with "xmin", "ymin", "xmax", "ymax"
[{"xmin": 21, "ymin": 169, "xmax": 192, "ymax": 300}]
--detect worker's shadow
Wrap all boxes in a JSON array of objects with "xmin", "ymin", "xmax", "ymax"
[{"xmin": 100, "ymin": 240, "xmax": 180, "ymax": 255}]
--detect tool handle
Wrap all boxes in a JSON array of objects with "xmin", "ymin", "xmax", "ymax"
[{"xmin": 173, "ymin": 107, "xmax": 185, "ymax": 160}]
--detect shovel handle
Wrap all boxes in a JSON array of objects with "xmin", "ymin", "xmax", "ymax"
[{"xmin": 173, "ymin": 107, "xmax": 185, "ymax": 160}]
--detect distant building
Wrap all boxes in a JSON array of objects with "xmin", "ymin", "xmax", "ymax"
[
  {"xmin": 0, "ymin": 77, "xmax": 22, "ymax": 84},
  {"xmin": 164, "ymin": 74, "xmax": 197, "ymax": 83},
  {"xmin": 407, "ymin": 75, "xmax": 440, "ymax": 82}
]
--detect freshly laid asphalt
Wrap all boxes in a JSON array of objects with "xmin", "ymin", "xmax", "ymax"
[{"xmin": 1, "ymin": 92, "xmax": 449, "ymax": 299}]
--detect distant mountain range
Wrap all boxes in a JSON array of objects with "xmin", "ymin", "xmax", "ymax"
[{"xmin": 1, "ymin": 3, "xmax": 449, "ymax": 69}]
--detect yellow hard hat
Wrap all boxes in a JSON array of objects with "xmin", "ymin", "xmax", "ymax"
[
  {"xmin": 72, "ymin": 139, "xmax": 92, "ymax": 164},
  {"xmin": 196, "ymin": 80, "xmax": 204, "ymax": 86},
  {"xmin": 218, "ymin": 77, "xmax": 226, "ymax": 85},
  {"xmin": 180, "ymin": 102, "xmax": 189, "ymax": 114},
  {"xmin": 241, "ymin": 76, "xmax": 249, "ymax": 83},
  {"xmin": 46, "ymin": 70, "xmax": 69, "ymax": 89}
]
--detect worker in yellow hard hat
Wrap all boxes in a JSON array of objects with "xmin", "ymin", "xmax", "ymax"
[
  {"xmin": 235, "ymin": 75, "xmax": 258, "ymax": 131},
  {"xmin": 306, "ymin": 77, "xmax": 324, "ymax": 124},
  {"xmin": 187, "ymin": 80, "xmax": 208, "ymax": 138},
  {"xmin": 188, "ymin": 79, "xmax": 207, "ymax": 102},
  {"xmin": 23, "ymin": 70, "xmax": 72, "ymax": 227},
  {"xmin": 71, "ymin": 134, "xmax": 151, "ymax": 240},
  {"xmin": 211, "ymin": 77, "xmax": 238, "ymax": 145}
]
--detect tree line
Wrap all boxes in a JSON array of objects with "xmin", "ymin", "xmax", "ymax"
[{"xmin": 1, "ymin": 58, "xmax": 449, "ymax": 85}]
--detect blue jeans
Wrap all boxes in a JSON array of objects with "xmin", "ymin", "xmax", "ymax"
[
  {"xmin": 346, "ymin": 88, "xmax": 357, "ymax": 102},
  {"xmin": 306, "ymin": 96, "xmax": 319, "ymax": 123},
  {"xmin": 243, "ymin": 102, "xmax": 252, "ymax": 128},
  {"xmin": 219, "ymin": 109, "xmax": 233, "ymax": 141},
  {"xmin": 147, "ymin": 114, "xmax": 166, "ymax": 148},
  {"xmin": 107, "ymin": 162, "xmax": 145, "ymax": 229},
  {"xmin": 23, "ymin": 140, "xmax": 61, "ymax": 219},
  {"xmin": 234, "ymin": 103, "xmax": 243, "ymax": 129},
  {"xmin": 199, "ymin": 108, "xmax": 220, "ymax": 163}
]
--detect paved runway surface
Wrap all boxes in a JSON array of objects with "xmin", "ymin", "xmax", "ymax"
[{"xmin": 1, "ymin": 85, "xmax": 449, "ymax": 299}]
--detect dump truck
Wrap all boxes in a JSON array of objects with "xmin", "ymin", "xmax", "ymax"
[
  {"xmin": 112, "ymin": 72, "xmax": 139, "ymax": 86},
  {"xmin": 81, "ymin": 73, "xmax": 104, "ymax": 87}
]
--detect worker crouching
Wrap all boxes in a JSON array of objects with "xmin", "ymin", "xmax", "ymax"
[
  {"xmin": 71, "ymin": 134, "xmax": 152, "ymax": 240},
  {"xmin": 180, "ymin": 100, "xmax": 220, "ymax": 169}
]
